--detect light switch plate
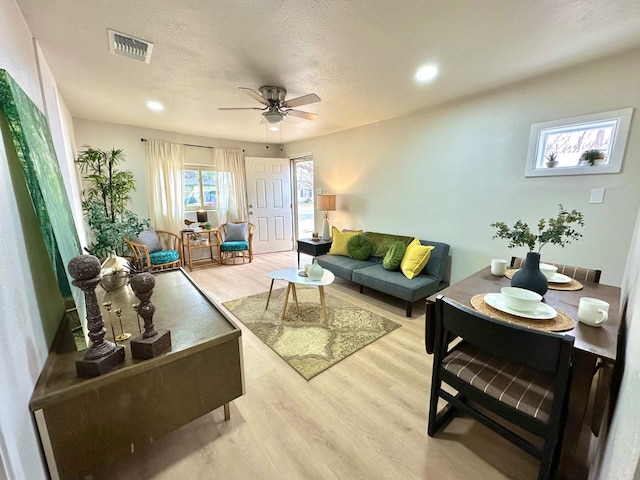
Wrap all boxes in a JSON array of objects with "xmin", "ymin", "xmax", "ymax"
[{"xmin": 590, "ymin": 188, "xmax": 605, "ymax": 204}]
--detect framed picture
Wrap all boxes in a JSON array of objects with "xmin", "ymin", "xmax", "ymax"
[{"xmin": 525, "ymin": 107, "xmax": 633, "ymax": 177}]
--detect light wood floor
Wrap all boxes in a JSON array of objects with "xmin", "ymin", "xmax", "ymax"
[{"xmin": 95, "ymin": 251, "xmax": 537, "ymax": 480}]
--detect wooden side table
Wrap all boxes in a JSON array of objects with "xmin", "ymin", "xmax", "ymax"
[
  {"xmin": 182, "ymin": 229, "xmax": 218, "ymax": 271},
  {"xmin": 297, "ymin": 238, "xmax": 332, "ymax": 268}
]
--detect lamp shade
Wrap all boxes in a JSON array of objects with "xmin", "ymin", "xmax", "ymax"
[
  {"xmin": 197, "ymin": 210, "xmax": 208, "ymax": 223},
  {"xmin": 317, "ymin": 194, "xmax": 336, "ymax": 212}
]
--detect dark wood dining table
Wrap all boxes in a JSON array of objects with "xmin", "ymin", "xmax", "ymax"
[{"xmin": 425, "ymin": 266, "xmax": 621, "ymax": 480}]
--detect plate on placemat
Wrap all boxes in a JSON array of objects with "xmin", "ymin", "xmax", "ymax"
[
  {"xmin": 484, "ymin": 293, "xmax": 557, "ymax": 320},
  {"xmin": 548, "ymin": 273, "xmax": 572, "ymax": 284}
]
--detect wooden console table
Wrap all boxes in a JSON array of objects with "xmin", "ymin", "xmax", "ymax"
[{"xmin": 30, "ymin": 269, "xmax": 244, "ymax": 479}]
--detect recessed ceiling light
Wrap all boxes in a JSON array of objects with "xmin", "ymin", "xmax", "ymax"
[
  {"xmin": 415, "ymin": 64, "xmax": 439, "ymax": 83},
  {"xmin": 146, "ymin": 101, "xmax": 164, "ymax": 111}
]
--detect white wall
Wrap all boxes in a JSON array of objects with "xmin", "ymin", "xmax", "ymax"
[
  {"xmin": 0, "ymin": 0, "xmax": 53, "ymax": 478},
  {"xmin": 286, "ymin": 47, "xmax": 640, "ymax": 287},
  {"xmin": 73, "ymin": 119, "xmax": 283, "ymax": 226},
  {"xmin": 596, "ymin": 206, "xmax": 640, "ymax": 479}
]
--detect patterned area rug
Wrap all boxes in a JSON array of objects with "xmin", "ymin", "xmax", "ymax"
[{"xmin": 223, "ymin": 286, "xmax": 401, "ymax": 380}]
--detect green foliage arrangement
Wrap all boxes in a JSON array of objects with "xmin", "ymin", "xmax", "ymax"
[
  {"xmin": 490, "ymin": 204, "xmax": 584, "ymax": 253},
  {"xmin": 76, "ymin": 146, "xmax": 149, "ymax": 258},
  {"xmin": 581, "ymin": 149, "xmax": 603, "ymax": 166}
]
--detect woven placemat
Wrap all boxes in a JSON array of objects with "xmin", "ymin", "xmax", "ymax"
[
  {"xmin": 504, "ymin": 269, "xmax": 583, "ymax": 291},
  {"xmin": 471, "ymin": 294, "xmax": 575, "ymax": 332}
]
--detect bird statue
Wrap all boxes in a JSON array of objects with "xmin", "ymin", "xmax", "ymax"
[{"xmin": 184, "ymin": 219, "xmax": 195, "ymax": 227}]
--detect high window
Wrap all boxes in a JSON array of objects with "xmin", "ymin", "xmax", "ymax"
[{"xmin": 525, "ymin": 107, "xmax": 633, "ymax": 177}]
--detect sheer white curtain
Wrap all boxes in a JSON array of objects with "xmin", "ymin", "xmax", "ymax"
[
  {"xmin": 145, "ymin": 140, "xmax": 184, "ymax": 233},
  {"xmin": 214, "ymin": 148, "xmax": 248, "ymax": 223}
]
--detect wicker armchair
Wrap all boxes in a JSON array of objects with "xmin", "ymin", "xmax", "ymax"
[
  {"xmin": 125, "ymin": 228, "xmax": 182, "ymax": 271},
  {"xmin": 213, "ymin": 222, "xmax": 256, "ymax": 265}
]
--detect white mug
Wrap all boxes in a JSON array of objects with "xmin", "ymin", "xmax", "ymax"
[
  {"xmin": 578, "ymin": 297, "xmax": 609, "ymax": 327},
  {"xmin": 490, "ymin": 258, "xmax": 507, "ymax": 276}
]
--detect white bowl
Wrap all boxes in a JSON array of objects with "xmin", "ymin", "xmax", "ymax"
[
  {"xmin": 500, "ymin": 287, "xmax": 542, "ymax": 312},
  {"xmin": 539, "ymin": 263, "xmax": 558, "ymax": 280}
]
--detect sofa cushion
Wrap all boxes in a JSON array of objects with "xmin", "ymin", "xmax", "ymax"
[
  {"xmin": 383, "ymin": 241, "xmax": 406, "ymax": 271},
  {"xmin": 364, "ymin": 231, "xmax": 413, "ymax": 257},
  {"xmin": 315, "ymin": 254, "xmax": 375, "ymax": 280},
  {"xmin": 328, "ymin": 227, "xmax": 362, "ymax": 256},
  {"xmin": 347, "ymin": 234, "xmax": 373, "ymax": 260},
  {"xmin": 401, "ymin": 238, "xmax": 435, "ymax": 279},
  {"xmin": 352, "ymin": 265, "xmax": 441, "ymax": 302}
]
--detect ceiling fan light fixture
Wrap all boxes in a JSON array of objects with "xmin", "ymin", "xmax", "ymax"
[{"xmin": 263, "ymin": 111, "xmax": 285, "ymax": 124}]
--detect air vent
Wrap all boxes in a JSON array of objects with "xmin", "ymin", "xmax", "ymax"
[{"xmin": 107, "ymin": 29, "xmax": 153, "ymax": 63}]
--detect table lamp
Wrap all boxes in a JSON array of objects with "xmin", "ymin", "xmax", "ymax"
[
  {"xmin": 317, "ymin": 194, "xmax": 336, "ymax": 240},
  {"xmin": 197, "ymin": 210, "xmax": 208, "ymax": 228}
]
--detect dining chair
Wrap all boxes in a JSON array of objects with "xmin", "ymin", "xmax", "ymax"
[
  {"xmin": 428, "ymin": 295, "xmax": 574, "ymax": 480},
  {"xmin": 510, "ymin": 256, "xmax": 602, "ymax": 283},
  {"xmin": 213, "ymin": 222, "xmax": 256, "ymax": 265},
  {"xmin": 125, "ymin": 228, "xmax": 182, "ymax": 271}
]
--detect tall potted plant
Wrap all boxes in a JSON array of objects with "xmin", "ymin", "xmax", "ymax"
[
  {"xmin": 76, "ymin": 146, "xmax": 149, "ymax": 259},
  {"xmin": 490, "ymin": 205, "xmax": 584, "ymax": 295}
]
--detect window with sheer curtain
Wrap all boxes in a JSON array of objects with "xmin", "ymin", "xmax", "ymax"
[
  {"xmin": 213, "ymin": 148, "xmax": 248, "ymax": 224},
  {"xmin": 145, "ymin": 140, "xmax": 184, "ymax": 233}
]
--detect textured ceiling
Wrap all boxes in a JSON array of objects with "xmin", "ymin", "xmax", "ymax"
[{"xmin": 16, "ymin": 0, "xmax": 640, "ymax": 144}]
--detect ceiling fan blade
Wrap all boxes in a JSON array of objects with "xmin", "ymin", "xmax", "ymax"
[
  {"xmin": 282, "ymin": 93, "xmax": 320, "ymax": 108},
  {"xmin": 238, "ymin": 87, "xmax": 269, "ymax": 106},
  {"xmin": 287, "ymin": 109, "xmax": 319, "ymax": 121},
  {"xmin": 218, "ymin": 107, "xmax": 264, "ymax": 111}
]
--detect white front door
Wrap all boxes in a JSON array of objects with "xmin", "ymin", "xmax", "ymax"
[{"xmin": 245, "ymin": 157, "xmax": 293, "ymax": 254}]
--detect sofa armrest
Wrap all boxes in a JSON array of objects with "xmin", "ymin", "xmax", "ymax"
[{"xmin": 420, "ymin": 240, "xmax": 450, "ymax": 282}]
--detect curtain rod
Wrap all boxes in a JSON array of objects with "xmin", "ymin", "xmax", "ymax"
[{"xmin": 140, "ymin": 138, "xmax": 244, "ymax": 152}]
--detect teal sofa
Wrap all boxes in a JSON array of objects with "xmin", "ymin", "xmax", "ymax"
[{"xmin": 315, "ymin": 232, "xmax": 450, "ymax": 317}]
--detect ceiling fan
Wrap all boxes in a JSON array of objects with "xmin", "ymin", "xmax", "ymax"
[{"xmin": 219, "ymin": 86, "xmax": 320, "ymax": 124}]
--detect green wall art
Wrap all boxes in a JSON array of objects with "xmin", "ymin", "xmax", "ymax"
[{"xmin": 0, "ymin": 69, "xmax": 81, "ymax": 298}]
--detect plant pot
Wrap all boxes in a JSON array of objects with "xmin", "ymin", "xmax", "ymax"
[
  {"xmin": 545, "ymin": 160, "xmax": 559, "ymax": 168},
  {"xmin": 99, "ymin": 252, "xmax": 129, "ymax": 291},
  {"xmin": 510, "ymin": 252, "xmax": 548, "ymax": 296}
]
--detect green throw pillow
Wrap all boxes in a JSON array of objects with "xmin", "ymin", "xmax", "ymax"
[
  {"xmin": 383, "ymin": 241, "xmax": 406, "ymax": 270},
  {"xmin": 347, "ymin": 234, "xmax": 374, "ymax": 261},
  {"xmin": 364, "ymin": 232, "xmax": 413, "ymax": 257}
]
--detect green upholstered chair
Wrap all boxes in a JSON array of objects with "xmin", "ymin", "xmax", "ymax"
[
  {"xmin": 213, "ymin": 222, "xmax": 255, "ymax": 265},
  {"xmin": 125, "ymin": 228, "xmax": 182, "ymax": 271}
]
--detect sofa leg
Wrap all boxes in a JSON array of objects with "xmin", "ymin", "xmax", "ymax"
[
  {"xmin": 359, "ymin": 285, "xmax": 364, "ymax": 294},
  {"xmin": 405, "ymin": 301, "xmax": 412, "ymax": 317}
]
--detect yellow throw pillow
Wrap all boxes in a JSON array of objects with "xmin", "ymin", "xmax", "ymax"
[
  {"xmin": 328, "ymin": 227, "xmax": 363, "ymax": 256},
  {"xmin": 400, "ymin": 238, "xmax": 434, "ymax": 279}
]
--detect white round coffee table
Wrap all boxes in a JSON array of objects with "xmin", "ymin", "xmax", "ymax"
[{"xmin": 265, "ymin": 268, "xmax": 335, "ymax": 325}]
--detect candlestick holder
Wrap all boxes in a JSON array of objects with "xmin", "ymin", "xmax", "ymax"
[
  {"xmin": 132, "ymin": 303, "xmax": 142, "ymax": 333},
  {"xmin": 102, "ymin": 301, "xmax": 117, "ymax": 344},
  {"xmin": 114, "ymin": 308, "xmax": 132, "ymax": 341},
  {"xmin": 129, "ymin": 273, "xmax": 171, "ymax": 359},
  {"xmin": 68, "ymin": 255, "xmax": 125, "ymax": 377}
]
